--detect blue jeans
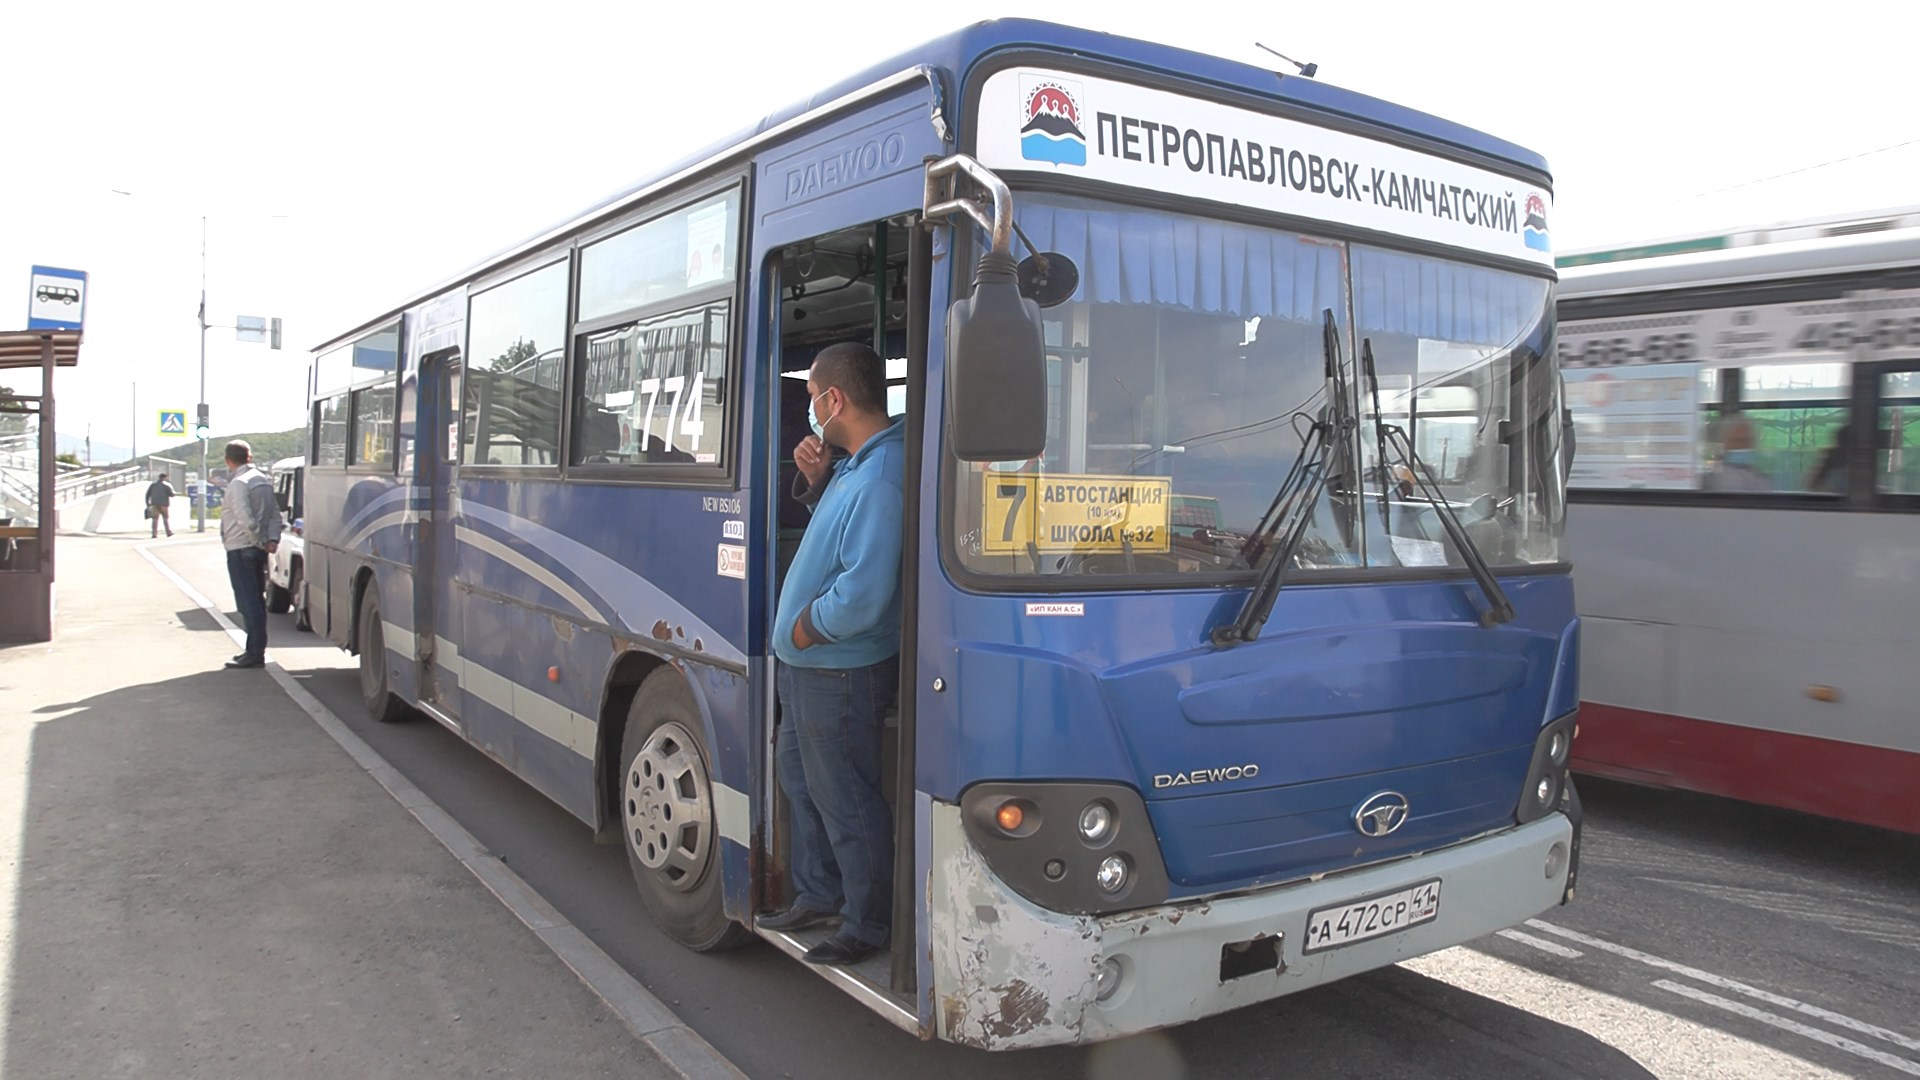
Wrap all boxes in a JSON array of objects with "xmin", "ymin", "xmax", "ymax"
[
  {"xmin": 226, "ymin": 547, "xmax": 269, "ymax": 661},
  {"xmin": 775, "ymin": 657, "xmax": 897, "ymax": 947}
]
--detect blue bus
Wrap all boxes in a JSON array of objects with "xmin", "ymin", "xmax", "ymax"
[{"xmin": 303, "ymin": 20, "xmax": 1579, "ymax": 1049}]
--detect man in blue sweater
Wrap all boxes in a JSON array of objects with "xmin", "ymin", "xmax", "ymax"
[{"xmin": 763, "ymin": 342, "xmax": 905, "ymax": 966}]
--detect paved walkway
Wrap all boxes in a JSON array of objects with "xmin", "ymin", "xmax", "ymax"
[{"xmin": 0, "ymin": 535, "xmax": 729, "ymax": 1078}]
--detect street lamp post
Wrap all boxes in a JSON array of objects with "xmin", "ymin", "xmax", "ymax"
[
  {"xmin": 198, "ymin": 216, "xmax": 209, "ymax": 532},
  {"xmin": 191, "ymin": 214, "xmax": 284, "ymax": 532}
]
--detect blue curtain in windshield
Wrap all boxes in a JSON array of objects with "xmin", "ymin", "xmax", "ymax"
[
  {"xmin": 1014, "ymin": 200, "xmax": 1344, "ymax": 321},
  {"xmin": 1351, "ymin": 245, "xmax": 1543, "ymax": 347}
]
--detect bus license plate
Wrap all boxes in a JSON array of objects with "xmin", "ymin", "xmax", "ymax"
[{"xmin": 1303, "ymin": 879, "xmax": 1442, "ymax": 954}]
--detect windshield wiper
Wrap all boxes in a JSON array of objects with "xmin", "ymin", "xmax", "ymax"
[
  {"xmin": 1211, "ymin": 310, "xmax": 1351, "ymax": 647},
  {"xmin": 1362, "ymin": 337, "xmax": 1516, "ymax": 627}
]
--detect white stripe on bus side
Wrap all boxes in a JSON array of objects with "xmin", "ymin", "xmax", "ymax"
[
  {"xmin": 382, "ymin": 620, "xmax": 417, "ymax": 662},
  {"xmin": 455, "ymin": 525, "xmax": 606, "ymax": 626},
  {"xmin": 343, "ymin": 510, "xmax": 412, "ymax": 552},
  {"xmin": 432, "ymin": 636, "xmax": 750, "ymax": 845}
]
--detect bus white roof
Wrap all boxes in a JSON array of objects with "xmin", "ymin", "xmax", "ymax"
[{"xmin": 1558, "ymin": 224, "xmax": 1920, "ymax": 301}]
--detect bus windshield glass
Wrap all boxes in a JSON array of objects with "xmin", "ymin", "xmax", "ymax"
[{"xmin": 949, "ymin": 193, "xmax": 1564, "ymax": 581}]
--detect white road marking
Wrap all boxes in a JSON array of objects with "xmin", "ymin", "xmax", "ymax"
[
  {"xmin": 1529, "ymin": 919, "xmax": 1920, "ymax": 1054},
  {"xmin": 1404, "ymin": 947, "xmax": 1849, "ymax": 1079},
  {"xmin": 1653, "ymin": 980, "xmax": 1920, "ymax": 1077},
  {"xmin": 1495, "ymin": 928, "xmax": 1583, "ymax": 958}
]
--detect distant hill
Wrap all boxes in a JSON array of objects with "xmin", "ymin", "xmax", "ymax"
[
  {"xmin": 214, "ymin": 427, "xmax": 307, "ymax": 467},
  {"xmin": 90, "ymin": 426, "xmax": 307, "ymax": 471}
]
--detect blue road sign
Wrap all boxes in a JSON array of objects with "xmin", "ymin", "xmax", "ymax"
[
  {"xmin": 159, "ymin": 410, "xmax": 187, "ymax": 436},
  {"xmin": 27, "ymin": 265, "xmax": 87, "ymax": 331}
]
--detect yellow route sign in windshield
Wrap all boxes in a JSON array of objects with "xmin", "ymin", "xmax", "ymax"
[{"xmin": 982, "ymin": 473, "xmax": 1172, "ymax": 555}]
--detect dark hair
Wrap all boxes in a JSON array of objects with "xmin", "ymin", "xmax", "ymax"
[
  {"xmin": 224, "ymin": 440, "xmax": 252, "ymax": 466},
  {"xmin": 810, "ymin": 342, "xmax": 887, "ymax": 414}
]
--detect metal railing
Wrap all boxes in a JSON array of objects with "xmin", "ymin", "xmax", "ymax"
[{"xmin": 54, "ymin": 464, "xmax": 146, "ymax": 502}]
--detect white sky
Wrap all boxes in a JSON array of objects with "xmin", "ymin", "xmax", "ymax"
[{"xmin": 4, "ymin": 0, "xmax": 1916, "ymax": 453}]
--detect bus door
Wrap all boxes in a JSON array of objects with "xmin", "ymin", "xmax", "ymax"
[
  {"xmin": 419, "ymin": 348, "xmax": 465, "ymax": 727},
  {"xmin": 748, "ymin": 87, "xmax": 945, "ymax": 1000}
]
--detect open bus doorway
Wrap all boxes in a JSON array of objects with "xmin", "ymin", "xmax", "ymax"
[{"xmin": 762, "ymin": 216, "xmax": 917, "ymax": 995}]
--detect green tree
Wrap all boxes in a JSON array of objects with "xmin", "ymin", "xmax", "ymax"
[
  {"xmin": 0, "ymin": 385, "xmax": 25, "ymax": 438},
  {"xmin": 55, "ymin": 452, "xmax": 81, "ymax": 467},
  {"xmin": 495, "ymin": 338, "xmax": 540, "ymax": 371}
]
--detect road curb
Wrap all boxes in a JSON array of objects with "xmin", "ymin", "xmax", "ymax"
[{"xmin": 137, "ymin": 540, "xmax": 749, "ymax": 1080}]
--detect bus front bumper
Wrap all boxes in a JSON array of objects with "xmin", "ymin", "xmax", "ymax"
[{"xmin": 930, "ymin": 803, "xmax": 1574, "ymax": 1049}]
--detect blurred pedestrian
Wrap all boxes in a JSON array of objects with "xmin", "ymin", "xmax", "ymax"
[
  {"xmin": 144, "ymin": 473, "xmax": 175, "ymax": 537},
  {"xmin": 1807, "ymin": 421, "xmax": 1854, "ymax": 494},
  {"xmin": 1703, "ymin": 415, "xmax": 1772, "ymax": 492}
]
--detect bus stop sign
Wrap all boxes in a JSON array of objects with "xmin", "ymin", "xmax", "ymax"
[{"xmin": 26, "ymin": 266, "xmax": 87, "ymax": 331}]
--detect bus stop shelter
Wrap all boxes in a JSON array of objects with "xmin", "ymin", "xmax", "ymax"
[{"xmin": 0, "ymin": 329, "xmax": 82, "ymax": 642}]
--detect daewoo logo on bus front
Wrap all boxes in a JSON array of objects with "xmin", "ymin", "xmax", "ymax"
[{"xmin": 1153, "ymin": 764, "xmax": 1260, "ymax": 789}]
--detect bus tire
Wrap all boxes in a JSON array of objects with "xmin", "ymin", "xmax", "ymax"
[
  {"xmin": 291, "ymin": 563, "xmax": 312, "ymax": 632},
  {"xmin": 618, "ymin": 670, "xmax": 749, "ymax": 952},
  {"xmin": 266, "ymin": 578, "xmax": 292, "ymax": 614},
  {"xmin": 357, "ymin": 590, "xmax": 411, "ymax": 724}
]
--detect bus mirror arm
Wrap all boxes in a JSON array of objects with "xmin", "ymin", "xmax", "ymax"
[{"xmin": 925, "ymin": 154, "xmax": 1048, "ymax": 462}]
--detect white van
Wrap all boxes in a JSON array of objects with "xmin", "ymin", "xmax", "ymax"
[{"xmin": 265, "ymin": 456, "xmax": 309, "ymax": 630}]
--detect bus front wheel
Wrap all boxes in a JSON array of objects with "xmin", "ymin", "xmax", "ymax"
[{"xmin": 619, "ymin": 671, "xmax": 749, "ymax": 952}]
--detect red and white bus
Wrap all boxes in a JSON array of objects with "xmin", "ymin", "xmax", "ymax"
[{"xmin": 1559, "ymin": 208, "xmax": 1920, "ymax": 834}]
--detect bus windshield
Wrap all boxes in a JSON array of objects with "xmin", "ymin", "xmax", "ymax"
[{"xmin": 949, "ymin": 193, "xmax": 1565, "ymax": 581}]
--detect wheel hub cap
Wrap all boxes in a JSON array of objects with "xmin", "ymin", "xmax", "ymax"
[{"xmin": 624, "ymin": 721, "xmax": 712, "ymax": 892}]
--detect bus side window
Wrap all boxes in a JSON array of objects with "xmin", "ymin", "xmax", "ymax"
[{"xmin": 1719, "ymin": 362, "xmax": 1852, "ymax": 495}]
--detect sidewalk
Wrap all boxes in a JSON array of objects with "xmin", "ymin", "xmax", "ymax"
[{"xmin": 0, "ymin": 535, "xmax": 713, "ymax": 1078}]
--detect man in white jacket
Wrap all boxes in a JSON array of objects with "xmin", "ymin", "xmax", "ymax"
[{"xmin": 220, "ymin": 440, "xmax": 284, "ymax": 669}]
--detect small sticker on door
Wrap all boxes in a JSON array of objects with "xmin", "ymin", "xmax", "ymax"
[
  {"xmin": 722, "ymin": 519, "xmax": 746, "ymax": 540},
  {"xmin": 1025, "ymin": 602, "xmax": 1084, "ymax": 616},
  {"xmin": 717, "ymin": 544, "xmax": 747, "ymax": 579}
]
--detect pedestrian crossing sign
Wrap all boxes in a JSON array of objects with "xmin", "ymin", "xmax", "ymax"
[{"xmin": 159, "ymin": 410, "xmax": 187, "ymax": 436}]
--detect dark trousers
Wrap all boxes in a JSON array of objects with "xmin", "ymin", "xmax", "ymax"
[
  {"xmin": 149, "ymin": 504, "xmax": 172, "ymax": 537},
  {"xmin": 775, "ymin": 657, "xmax": 898, "ymax": 947},
  {"xmin": 226, "ymin": 547, "xmax": 269, "ymax": 661}
]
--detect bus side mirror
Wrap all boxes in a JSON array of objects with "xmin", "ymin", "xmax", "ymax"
[{"xmin": 946, "ymin": 251, "xmax": 1047, "ymax": 462}]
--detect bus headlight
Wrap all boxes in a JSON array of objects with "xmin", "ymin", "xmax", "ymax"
[
  {"xmin": 1516, "ymin": 712, "xmax": 1578, "ymax": 825},
  {"xmin": 959, "ymin": 782, "xmax": 1169, "ymax": 915},
  {"xmin": 1078, "ymin": 801, "xmax": 1113, "ymax": 844}
]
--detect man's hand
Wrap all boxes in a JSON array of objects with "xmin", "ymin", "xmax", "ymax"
[
  {"xmin": 791, "ymin": 618, "xmax": 814, "ymax": 651},
  {"xmin": 794, "ymin": 434, "xmax": 830, "ymax": 495},
  {"xmin": 265, "ymin": 541, "xmax": 279, "ymax": 555}
]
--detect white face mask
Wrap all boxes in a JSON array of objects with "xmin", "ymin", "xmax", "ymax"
[{"xmin": 809, "ymin": 388, "xmax": 841, "ymax": 442}]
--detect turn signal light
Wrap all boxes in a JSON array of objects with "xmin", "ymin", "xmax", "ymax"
[{"xmin": 995, "ymin": 802, "xmax": 1025, "ymax": 832}]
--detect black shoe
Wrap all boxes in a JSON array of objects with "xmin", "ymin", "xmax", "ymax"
[
  {"xmin": 224, "ymin": 656, "xmax": 265, "ymax": 670},
  {"xmin": 759, "ymin": 906, "xmax": 838, "ymax": 933},
  {"xmin": 803, "ymin": 935, "xmax": 883, "ymax": 966}
]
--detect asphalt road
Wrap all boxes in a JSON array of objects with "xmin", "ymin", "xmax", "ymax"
[{"xmin": 163, "ymin": 545, "xmax": 1920, "ymax": 1079}]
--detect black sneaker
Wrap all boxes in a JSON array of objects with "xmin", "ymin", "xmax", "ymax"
[
  {"xmin": 224, "ymin": 656, "xmax": 265, "ymax": 670},
  {"xmin": 758, "ymin": 906, "xmax": 838, "ymax": 933},
  {"xmin": 803, "ymin": 935, "xmax": 883, "ymax": 966}
]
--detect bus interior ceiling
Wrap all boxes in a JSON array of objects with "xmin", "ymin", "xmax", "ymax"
[{"xmin": 765, "ymin": 219, "xmax": 913, "ymax": 985}]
